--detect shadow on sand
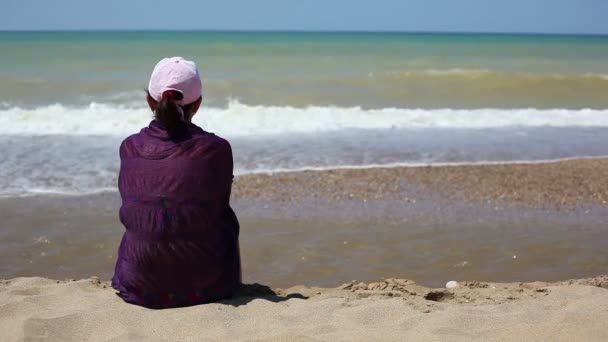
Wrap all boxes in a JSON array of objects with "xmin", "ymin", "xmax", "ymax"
[{"xmin": 221, "ymin": 283, "xmax": 309, "ymax": 307}]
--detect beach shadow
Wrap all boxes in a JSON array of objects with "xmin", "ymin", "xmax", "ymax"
[{"xmin": 221, "ymin": 283, "xmax": 309, "ymax": 307}]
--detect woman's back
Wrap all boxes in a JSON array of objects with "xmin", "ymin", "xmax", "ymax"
[{"xmin": 112, "ymin": 58, "xmax": 241, "ymax": 309}]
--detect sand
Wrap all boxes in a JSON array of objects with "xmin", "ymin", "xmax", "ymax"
[
  {"xmin": 1, "ymin": 276, "xmax": 607, "ymax": 341},
  {"xmin": 3, "ymin": 159, "xmax": 608, "ymax": 340}
]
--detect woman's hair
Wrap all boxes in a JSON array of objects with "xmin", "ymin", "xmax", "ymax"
[
  {"xmin": 154, "ymin": 90, "xmax": 184, "ymax": 136},
  {"xmin": 148, "ymin": 90, "xmax": 200, "ymax": 137}
]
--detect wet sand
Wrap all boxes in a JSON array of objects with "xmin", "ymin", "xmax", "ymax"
[
  {"xmin": 233, "ymin": 157, "xmax": 608, "ymax": 209},
  {"xmin": 1, "ymin": 158, "xmax": 607, "ymax": 289}
]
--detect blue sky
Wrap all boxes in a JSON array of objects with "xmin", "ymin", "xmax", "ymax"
[{"xmin": 1, "ymin": 0, "xmax": 607, "ymax": 34}]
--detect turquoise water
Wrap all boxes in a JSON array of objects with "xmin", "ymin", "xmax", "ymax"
[{"xmin": 2, "ymin": 31, "xmax": 608, "ymax": 108}]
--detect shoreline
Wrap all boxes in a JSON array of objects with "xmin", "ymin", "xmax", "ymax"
[
  {"xmin": 1, "ymin": 275, "xmax": 607, "ymax": 341},
  {"xmin": 2, "ymin": 157, "xmax": 607, "ymax": 209},
  {"xmin": 2, "ymin": 157, "xmax": 607, "ymax": 210},
  {"xmin": 237, "ymin": 154, "xmax": 608, "ymax": 175}
]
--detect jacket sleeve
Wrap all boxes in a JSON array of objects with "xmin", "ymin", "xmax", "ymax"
[{"xmin": 217, "ymin": 139, "xmax": 235, "ymax": 207}]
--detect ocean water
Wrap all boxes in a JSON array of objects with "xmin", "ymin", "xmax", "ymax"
[
  {"xmin": 1, "ymin": 31, "xmax": 608, "ymax": 196},
  {"xmin": 2, "ymin": 32, "xmax": 608, "ymax": 286}
]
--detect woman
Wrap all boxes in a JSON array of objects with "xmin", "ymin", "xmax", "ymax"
[{"xmin": 112, "ymin": 57, "xmax": 241, "ymax": 309}]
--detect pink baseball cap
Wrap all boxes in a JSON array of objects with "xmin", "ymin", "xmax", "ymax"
[{"xmin": 148, "ymin": 57, "xmax": 203, "ymax": 105}]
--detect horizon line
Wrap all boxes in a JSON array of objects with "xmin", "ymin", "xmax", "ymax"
[{"xmin": 1, "ymin": 29, "xmax": 607, "ymax": 37}]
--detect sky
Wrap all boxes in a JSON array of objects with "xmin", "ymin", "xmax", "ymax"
[{"xmin": 1, "ymin": 0, "xmax": 607, "ymax": 34}]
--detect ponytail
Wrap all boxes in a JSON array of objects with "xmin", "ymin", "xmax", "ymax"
[{"xmin": 155, "ymin": 90, "xmax": 184, "ymax": 137}]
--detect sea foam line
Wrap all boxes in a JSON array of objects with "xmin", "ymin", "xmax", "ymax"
[
  {"xmin": 0, "ymin": 187, "xmax": 119, "ymax": 199},
  {"xmin": 2, "ymin": 101, "xmax": 608, "ymax": 137},
  {"xmin": 233, "ymin": 155, "xmax": 608, "ymax": 176}
]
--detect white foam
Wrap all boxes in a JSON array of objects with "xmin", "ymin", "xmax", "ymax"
[
  {"xmin": 384, "ymin": 68, "xmax": 494, "ymax": 77},
  {"xmin": 1, "ymin": 100, "xmax": 608, "ymax": 137},
  {"xmin": 234, "ymin": 155, "xmax": 608, "ymax": 176},
  {"xmin": 583, "ymin": 72, "xmax": 608, "ymax": 81},
  {"xmin": 388, "ymin": 69, "xmax": 608, "ymax": 80},
  {"xmin": 0, "ymin": 187, "xmax": 118, "ymax": 198},
  {"xmin": 421, "ymin": 68, "xmax": 493, "ymax": 76}
]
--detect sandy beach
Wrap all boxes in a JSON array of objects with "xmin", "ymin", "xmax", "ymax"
[{"xmin": 1, "ymin": 276, "xmax": 607, "ymax": 341}]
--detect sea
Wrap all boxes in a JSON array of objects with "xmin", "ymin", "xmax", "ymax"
[
  {"xmin": 1, "ymin": 31, "xmax": 608, "ymax": 197},
  {"xmin": 1, "ymin": 31, "xmax": 608, "ymax": 287}
]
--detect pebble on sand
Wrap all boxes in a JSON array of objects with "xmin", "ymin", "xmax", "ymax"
[{"xmin": 446, "ymin": 281, "xmax": 459, "ymax": 289}]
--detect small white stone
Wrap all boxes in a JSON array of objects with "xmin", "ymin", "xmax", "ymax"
[
  {"xmin": 513, "ymin": 255, "xmax": 517, "ymax": 259},
  {"xmin": 446, "ymin": 281, "xmax": 459, "ymax": 289}
]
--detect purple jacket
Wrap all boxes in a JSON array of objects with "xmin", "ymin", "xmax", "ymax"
[{"xmin": 112, "ymin": 120, "xmax": 241, "ymax": 308}]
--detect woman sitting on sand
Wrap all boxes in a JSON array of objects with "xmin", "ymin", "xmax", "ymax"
[{"xmin": 112, "ymin": 57, "xmax": 241, "ymax": 309}]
